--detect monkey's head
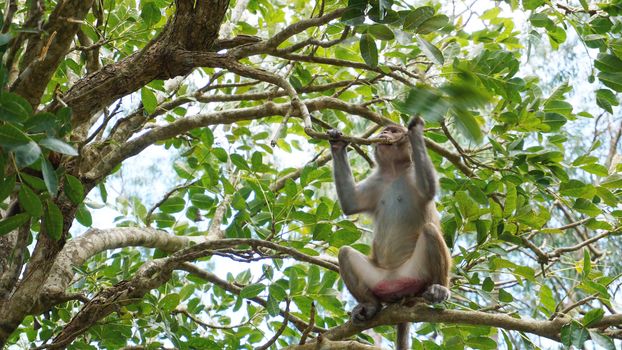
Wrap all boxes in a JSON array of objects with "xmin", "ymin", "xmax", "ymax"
[{"xmin": 374, "ymin": 124, "xmax": 411, "ymax": 168}]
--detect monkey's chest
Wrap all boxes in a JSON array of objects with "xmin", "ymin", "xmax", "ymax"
[
  {"xmin": 375, "ymin": 182, "xmax": 423, "ymax": 232},
  {"xmin": 373, "ymin": 184, "xmax": 424, "ymax": 266}
]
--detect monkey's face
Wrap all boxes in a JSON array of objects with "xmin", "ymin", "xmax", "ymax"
[{"xmin": 374, "ymin": 125, "xmax": 411, "ymax": 166}]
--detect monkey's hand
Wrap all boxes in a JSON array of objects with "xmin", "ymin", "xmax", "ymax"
[
  {"xmin": 327, "ymin": 129, "xmax": 349, "ymax": 150},
  {"xmin": 422, "ymin": 284, "xmax": 450, "ymax": 304},
  {"xmin": 407, "ymin": 116, "xmax": 425, "ymax": 133},
  {"xmin": 351, "ymin": 302, "xmax": 381, "ymax": 324}
]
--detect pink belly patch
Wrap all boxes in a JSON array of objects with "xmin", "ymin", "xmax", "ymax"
[{"xmin": 372, "ymin": 278, "xmax": 426, "ymax": 301}]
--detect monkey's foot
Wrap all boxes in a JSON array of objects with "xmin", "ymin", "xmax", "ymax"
[
  {"xmin": 422, "ymin": 284, "xmax": 450, "ymax": 304},
  {"xmin": 351, "ymin": 302, "xmax": 381, "ymax": 323}
]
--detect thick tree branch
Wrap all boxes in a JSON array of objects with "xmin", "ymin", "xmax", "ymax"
[
  {"xmin": 11, "ymin": 0, "xmax": 95, "ymax": 107},
  {"xmin": 49, "ymin": 258, "xmax": 176, "ymax": 348},
  {"xmin": 33, "ymin": 227, "xmax": 207, "ymax": 314},
  {"xmin": 290, "ymin": 302, "xmax": 622, "ymax": 347},
  {"xmin": 269, "ymin": 52, "xmax": 414, "ymax": 86},
  {"xmin": 56, "ymin": 0, "xmax": 229, "ymax": 132},
  {"xmin": 228, "ymin": 9, "xmax": 347, "ymax": 58},
  {"xmin": 82, "ymin": 96, "xmax": 393, "ymax": 180},
  {"xmin": 96, "ymin": 78, "xmax": 373, "ymax": 156}
]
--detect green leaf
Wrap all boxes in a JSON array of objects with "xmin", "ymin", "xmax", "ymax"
[
  {"xmin": 159, "ymin": 293, "xmax": 180, "ymax": 312},
  {"xmin": 503, "ymin": 185, "xmax": 516, "ymax": 217},
  {"xmin": 543, "ymin": 100, "xmax": 572, "ymax": 116},
  {"xmin": 582, "ymin": 249, "xmax": 591, "ymax": 277},
  {"xmin": 455, "ymin": 190, "xmax": 480, "ymax": 219},
  {"xmin": 547, "ymin": 26, "xmax": 566, "ymax": 48},
  {"xmin": 582, "ymin": 309, "xmax": 604, "ymax": 327},
  {"xmin": 269, "ymin": 283, "xmax": 287, "ymax": 301},
  {"xmin": 160, "ymin": 196, "xmax": 185, "ymax": 213},
  {"xmin": 18, "ymin": 184, "xmax": 42, "ymax": 217},
  {"xmin": 416, "ymin": 36, "xmax": 444, "ymax": 65},
  {"xmin": 140, "ymin": 2, "xmax": 162, "ymax": 26},
  {"xmin": 601, "ymin": 174, "xmax": 622, "ymax": 188},
  {"xmin": 190, "ymin": 193, "xmax": 213, "ymax": 210},
  {"xmin": 39, "ymin": 137, "xmax": 78, "ymax": 156},
  {"xmin": 573, "ymin": 198, "xmax": 601, "ymax": 217},
  {"xmin": 595, "ymin": 186, "xmax": 617, "ymax": 206},
  {"xmin": 482, "ymin": 277, "xmax": 494, "ymax": 292},
  {"xmin": 598, "ymin": 72, "xmax": 622, "ymax": 92},
  {"xmin": 543, "ymin": 113, "xmax": 567, "ymax": 132},
  {"xmin": 590, "ymin": 16, "xmax": 613, "ymax": 34},
  {"xmin": 539, "ymin": 285, "xmax": 556, "ymax": 313},
  {"xmin": 588, "ymin": 331, "xmax": 616, "ymax": 350},
  {"xmin": 392, "ymin": 86, "xmax": 449, "ymax": 121},
  {"xmin": 581, "ymin": 163, "xmax": 608, "ymax": 177},
  {"xmin": 289, "ymin": 75, "xmax": 302, "ymax": 90},
  {"xmin": 76, "ymin": 203, "xmax": 92, "ymax": 227},
  {"xmin": 13, "ymin": 142, "xmax": 41, "ymax": 168},
  {"xmin": 359, "ymin": 34, "xmax": 378, "ymax": 68},
  {"xmin": 498, "ymin": 289, "xmax": 514, "ymax": 302},
  {"xmin": 523, "ymin": 0, "xmax": 544, "ymax": 10},
  {"xmin": 141, "ymin": 88, "xmax": 158, "ymax": 114},
  {"xmin": 41, "ymin": 157, "xmax": 58, "ymax": 196},
  {"xmin": 416, "ymin": 15, "xmax": 449, "ymax": 34},
  {"xmin": 560, "ymin": 322, "xmax": 589, "ymax": 348},
  {"xmin": 212, "ymin": 147, "xmax": 228, "ymax": 162},
  {"xmin": 530, "ymin": 13, "xmax": 553, "ymax": 28},
  {"xmin": 266, "ymin": 295, "xmax": 280, "ymax": 316},
  {"xmin": 0, "ymin": 175, "xmax": 16, "ymax": 202},
  {"xmin": 595, "ymin": 54, "xmax": 622, "ymax": 73},
  {"xmin": 329, "ymin": 228, "xmax": 362, "ymax": 247},
  {"xmin": 64, "ymin": 174, "xmax": 85, "ymax": 204},
  {"xmin": 403, "ymin": 6, "xmax": 434, "ymax": 31},
  {"xmin": 23, "ymin": 112, "xmax": 58, "ymax": 134},
  {"xmin": 230, "ymin": 154, "xmax": 250, "ymax": 171},
  {"xmin": 596, "ymin": 89, "xmax": 619, "ymax": 113},
  {"xmin": 368, "ymin": 24, "xmax": 394, "ymax": 40},
  {"xmin": 0, "ymin": 92, "xmax": 33, "ymax": 122},
  {"xmin": 0, "ymin": 124, "xmax": 31, "ymax": 146},
  {"xmin": 341, "ymin": 0, "xmax": 367, "ymax": 26},
  {"xmin": 240, "ymin": 283, "xmax": 265, "ymax": 298},
  {"xmin": 453, "ymin": 109, "xmax": 482, "ymax": 143},
  {"xmin": 465, "ymin": 336, "xmax": 497, "ymax": 350},
  {"xmin": 251, "ymin": 151, "xmax": 263, "ymax": 171},
  {"xmin": 559, "ymin": 180, "xmax": 595, "ymax": 198},
  {"xmin": 0, "ymin": 213, "xmax": 29, "ymax": 236},
  {"xmin": 44, "ymin": 200, "xmax": 63, "ymax": 240}
]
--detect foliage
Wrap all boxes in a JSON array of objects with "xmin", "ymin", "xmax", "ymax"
[{"xmin": 0, "ymin": 0, "xmax": 621, "ymax": 349}]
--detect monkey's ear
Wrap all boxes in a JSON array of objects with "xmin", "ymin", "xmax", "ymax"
[{"xmin": 407, "ymin": 116, "xmax": 424, "ymax": 130}]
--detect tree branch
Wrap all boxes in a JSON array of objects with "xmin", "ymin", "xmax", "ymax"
[
  {"xmin": 179, "ymin": 262, "xmax": 322, "ymax": 333},
  {"xmin": 293, "ymin": 302, "xmax": 600, "ymax": 346},
  {"xmin": 11, "ymin": 0, "xmax": 95, "ymax": 107}
]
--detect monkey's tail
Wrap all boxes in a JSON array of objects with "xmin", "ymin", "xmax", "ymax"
[{"xmin": 396, "ymin": 322, "xmax": 411, "ymax": 350}]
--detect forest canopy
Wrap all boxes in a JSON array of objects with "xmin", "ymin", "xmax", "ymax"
[{"xmin": 0, "ymin": 0, "xmax": 622, "ymax": 349}]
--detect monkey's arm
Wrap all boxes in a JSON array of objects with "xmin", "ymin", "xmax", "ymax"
[
  {"xmin": 331, "ymin": 145, "xmax": 379, "ymax": 214},
  {"xmin": 408, "ymin": 117, "xmax": 438, "ymax": 200}
]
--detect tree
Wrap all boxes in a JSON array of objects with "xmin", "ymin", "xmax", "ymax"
[{"xmin": 0, "ymin": 0, "xmax": 621, "ymax": 348}]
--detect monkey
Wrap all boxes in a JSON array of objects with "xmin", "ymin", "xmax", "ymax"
[{"xmin": 328, "ymin": 116, "xmax": 451, "ymax": 350}]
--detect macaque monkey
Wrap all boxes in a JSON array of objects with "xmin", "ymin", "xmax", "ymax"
[{"xmin": 328, "ymin": 117, "xmax": 451, "ymax": 350}]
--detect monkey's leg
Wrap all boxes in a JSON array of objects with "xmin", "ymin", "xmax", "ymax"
[
  {"xmin": 397, "ymin": 223, "xmax": 451, "ymax": 304},
  {"xmin": 338, "ymin": 246, "xmax": 385, "ymax": 322}
]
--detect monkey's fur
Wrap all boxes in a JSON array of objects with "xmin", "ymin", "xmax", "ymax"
[{"xmin": 328, "ymin": 117, "xmax": 451, "ymax": 350}]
